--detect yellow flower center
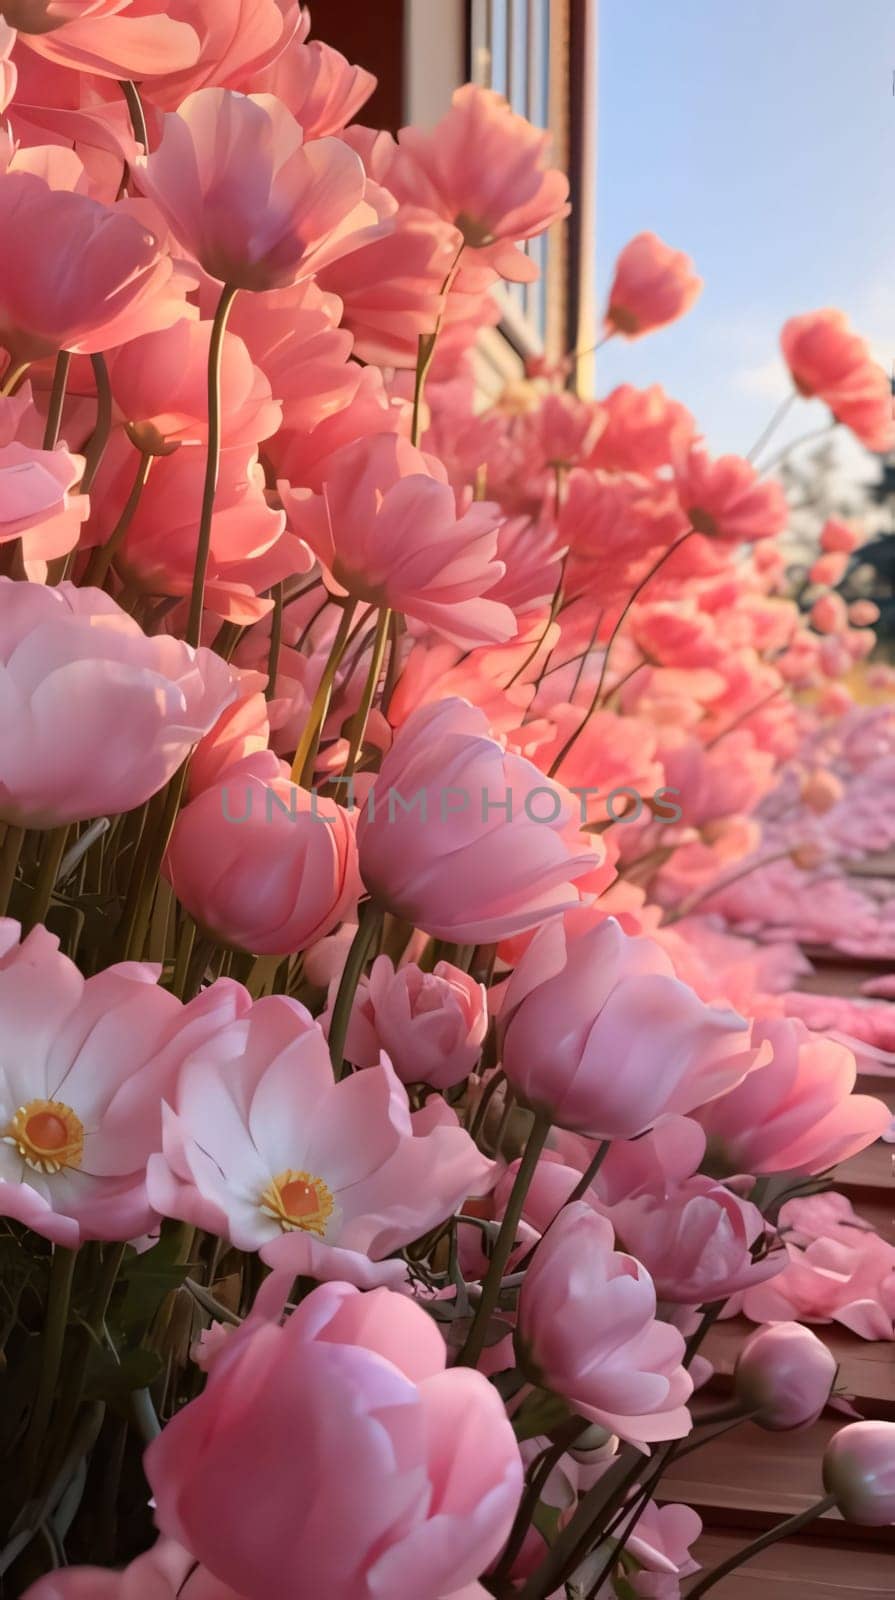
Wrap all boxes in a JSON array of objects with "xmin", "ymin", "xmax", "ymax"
[
  {"xmin": 4, "ymin": 1099, "xmax": 85, "ymax": 1175},
  {"xmin": 259, "ymin": 1169, "xmax": 334, "ymax": 1236}
]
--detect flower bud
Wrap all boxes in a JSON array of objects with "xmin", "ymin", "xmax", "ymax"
[
  {"xmin": 734, "ymin": 1322, "xmax": 836, "ymax": 1430},
  {"xmin": 823, "ymin": 1421, "xmax": 895, "ymax": 1525}
]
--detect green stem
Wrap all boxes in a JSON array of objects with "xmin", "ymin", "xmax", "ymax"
[
  {"xmin": 0, "ymin": 824, "xmax": 24, "ymax": 917},
  {"xmin": 119, "ymin": 79, "xmax": 148, "ymax": 152},
  {"xmin": 456, "ymin": 1113, "xmax": 551, "ymax": 1369},
  {"xmin": 80, "ymin": 353, "xmax": 113, "ymax": 494},
  {"xmin": 685, "ymin": 1495, "xmax": 837, "ymax": 1598},
  {"xmin": 186, "ymin": 283, "xmax": 239, "ymax": 648},
  {"xmin": 43, "ymin": 350, "xmax": 71, "ymax": 452},
  {"xmin": 548, "ymin": 530, "xmax": 694, "ymax": 778},
  {"xmin": 290, "ymin": 600, "xmax": 357, "ymax": 786},
  {"xmin": 23, "ymin": 1246, "xmax": 77, "ymax": 1493},
  {"xmin": 343, "ymin": 606, "xmax": 391, "ymax": 777},
  {"xmin": 328, "ymin": 899, "xmax": 384, "ymax": 1080},
  {"xmin": 516, "ymin": 1444, "xmax": 645, "ymax": 1599},
  {"xmin": 23, "ymin": 826, "xmax": 70, "ymax": 932},
  {"xmin": 265, "ymin": 581, "xmax": 284, "ymax": 701},
  {"xmin": 82, "ymin": 450, "xmax": 152, "ymax": 588},
  {"xmin": 0, "ymin": 359, "xmax": 30, "ymax": 397}
]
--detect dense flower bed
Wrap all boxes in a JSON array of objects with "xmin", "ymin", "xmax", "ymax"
[{"xmin": 0, "ymin": 5, "xmax": 893, "ymax": 1598}]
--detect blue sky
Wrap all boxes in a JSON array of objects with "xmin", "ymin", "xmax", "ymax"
[{"xmin": 594, "ymin": 0, "xmax": 895, "ymax": 474}]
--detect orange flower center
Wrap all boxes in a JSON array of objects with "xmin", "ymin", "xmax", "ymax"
[
  {"xmin": 4, "ymin": 1098, "xmax": 85, "ymax": 1174},
  {"xmin": 259, "ymin": 1169, "xmax": 334, "ymax": 1236}
]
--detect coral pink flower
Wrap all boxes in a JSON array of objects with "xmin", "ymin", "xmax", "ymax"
[
  {"xmin": 809, "ymin": 550, "xmax": 849, "ymax": 586},
  {"xmin": 186, "ymin": 690, "xmax": 269, "ymax": 797},
  {"xmin": 516, "ymin": 1203, "xmax": 693, "ymax": 1445},
  {"xmin": 696, "ymin": 1018, "xmax": 889, "ymax": 1178},
  {"xmin": 341, "ymin": 954, "xmax": 487, "ymax": 1089},
  {"xmin": 107, "ymin": 317, "xmax": 281, "ymax": 452},
  {"xmin": 146, "ymin": 992, "xmax": 493, "ymax": 1277},
  {"xmin": 145, "ymin": 1280, "xmax": 522, "ymax": 1599},
  {"xmin": 0, "ymin": 171, "xmax": 186, "ymax": 363},
  {"xmin": 23, "ymin": 1539, "xmax": 243, "ymax": 1598},
  {"xmin": 164, "ymin": 751, "xmax": 359, "ymax": 956},
  {"xmin": 741, "ymin": 1200, "xmax": 895, "ymax": 1341},
  {"xmin": 252, "ymin": 8, "xmax": 376, "ymax": 137},
  {"xmin": 137, "ymin": 88, "xmax": 380, "ymax": 291},
  {"xmin": 7, "ymin": 0, "xmax": 200, "ymax": 79},
  {"xmin": 734, "ymin": 1321, "xmax": 837, "ymax": 1429},
  {"xmin": 820, "ymin": 516, "xmax": 861, "ymax": 553},
  {"xmin": 281, "ymin": 434, "xmax": 515, "ymax": 648},
  {"xmin": 674, "ymin": 446, "xmax": 788, "ymax": 543},
  {"xmin": 604, "ymin": 232, "xmax": 702, "ymax": 338},
  {"xmin": 0, "ymin": 579, "xmax": 233, "ymax": 827},
  {"xmin": 129, "ymin": 0, "xmax": 300, "ymax": 110},
  {"xmin": 0, "ymin": 20, "xmax": 15, "ymax": 113},
  {"xmin": 610, "ymin": 1175, "xmax": 782, "ymax": 1304},
  {"xmin": 0, "ymin": 921, "xmax": 230, "ymax": 1245},
  {"xmin": 0, "ymin": 383, "xmax": 87, "ymax": 571},
  {"xmin": 387, "ymin": 84, "xmax": 569, "ymax": 282},
  {"xmin": 357, "ymin": 698, "xmax": 599, "ymax": 943},
  {"xmin": 849, "ymin": 599, "xmax": 879, "ymax": 626},
  {"xmin": 782, "ymin": 309, "xmax": 894, "ymax": 451},
  {"xmin": 824, "ymin": 1423, "xmax": 895, "ymax": 1525},
  {"xmin": 810, "ymin": 591, "xmax": 848, "ymax": 634},
  {"xmin": 589, "ymin": 383, "xmax": 695, "ymax": 473},
  {"xmin": 500, "ymin": 918, "xmax": 753, "ymax": 1139}
]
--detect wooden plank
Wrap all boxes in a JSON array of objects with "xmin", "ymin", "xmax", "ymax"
[
  {"xmin": 701, "ymin": 1317, "xmax": 895, "ymax": 1410},
  {"xmin": 836, "ymin": 1142, "xmax": 895, "ymax": 1194},
  {"xmin": 685, "ymin": 1532, "xmax": 895, "ymax": 1596}
]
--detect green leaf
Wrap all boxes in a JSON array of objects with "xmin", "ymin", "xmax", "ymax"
[
  {"xmin": 82, "ymin": 1343, "xmax": 163, "ymax": 1403},
  {"xmin": 111, "ymin": 1234, "xmax": 193, "ymax": 1341}
]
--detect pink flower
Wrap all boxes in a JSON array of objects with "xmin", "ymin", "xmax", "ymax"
[
  {"xmin": 674, "ymin": 446, "xmax": 788, "ymax": 543},
  {"xmin": 165, "ymin": 751, "xmax": 359, "ymax": 957},
  {"xmin": 137, "ymin": 87, "xmax": 380, "ymax": 291},
  {"xmin": 810, "ymin": 592, "xmax": 848, "ymax": 634},
  {"xmin": 356, "ymin": 698, "xmax": 599, "ymax": 943},
  {"xmin": 605, "ymin": 232, "xmax": 702, "ymax": 338},
  {"xmin": 280, "ymin": 434, "xmax": 515, "ymax": 649},
  {"xmin": 0, "ymin": 384, "xmax": 88, "ymax": 571},
  {"xmin": 809, "ymin": 550, "xmax": 849, "ymax": 585},
  {"xmin": 849, "ymin": 599, "xmax": 879, "ymax": 627},
  {"xmin": 252, "ymin": 10, "xmax": 377, "ymax": 138},
  {"xmin": 0, "ymin": 579, "xmax": 234, "ymax": 828},
  {"xmin": 186, "ymin": 691, "xmax": 269, "ymax": 797},
  {"xmin": 610, "ymin": 1176, "xmax": 782, "ymax": 1305},
  {"xmin": 734, "ymin": 1322, "xmax": 837, "ymax": 1429},
  {"xmin": 131, "ymin": 0, "xmax": 300, "ymax": 111},
  {"xmin": 388, "ymin": 84, "xmax": 569, "ymax": 281},
  {"xmin": 107, "ymin": 317, "xmax": 281, "ymax": 452},
  {"xmin": 23, "ymin": 1538, "xmax": 243, "ymax": 1598},
  {"xmin": 341, "ymin": 954, "xmax": 487, "ymax": 1089},
  {"xmin": 820, "ymin": 516, "xmax": 861, "ymax": 553},
  {"xmin": 7, "ymin": 1, "xmax": 201, "ymax": 80},
  {"xmin": 516, "ymin": 1203, "xmax": 693, "ymax": 1445},
  {"xmin": 589, "ymin": 383, "xmax": 695, "ymax": 474},
  {"xmin": 782, "ymin": 309, "xmax": 894, "ymax": 451},
  {"xmin": 144, "ymin": 1280, "xmax": 521, "ymax": 1599},
  {"xmin": 0, "ymin": 171, "xmax": 185, "ymax": 362},
  {"xmin": 696, "ymin": 1018, "xmax": 890, "ymax": 1178},
  {"xmin": 823, "ymin": 1422, "xmax": 895, "ymax": 1525},
  {"xmin": 500, "ymin": 918, "xmax": 754, "ymax": 1139},
  {"xmin": 0, "ymin": 921, "xmax": 231, "ymax": 1246},
  {"xmin": 146, "ymin": 991, "xmax": 493, "ymax": 1276}
]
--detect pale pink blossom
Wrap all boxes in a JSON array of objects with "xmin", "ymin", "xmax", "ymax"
[
  {"xmin": 341, "ymin": 954, "xmax": 487, "ymax": 1088},
  {"xmin": 605, "ymin": 232, "xmax": 702, "ymax": 338}
]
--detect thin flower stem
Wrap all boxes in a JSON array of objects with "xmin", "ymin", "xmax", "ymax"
[
  {"xmin": 290, "ymin": 599, "xmax": 358, "ymax": 786},
  {"xmin": 342, "ymin": 606, "xmax": 391, "ymax": 778},
  {"xmin": 43, "ymin": 350, "xmax": 71, "ymax": 452},
  {"xmin": 0, "ymin": 824, "xmax": 25, "ymax": 917},
  {"xmin": 265, "ymin": 581, "xmax": 284, "ymax": 702},
  {"xmin": 411, "ymin": 241, "xmax": 465, "ymax": 446},
  {"xmin": 186, "ymin": 283, "xmax": 239, "ymax": 648},
  {"xmin": 685, "ymin": 1495, "xmax": 837, "ymax": 1598},
  {"xmin": 548, "ymin": 530, "xmax": 694, "ymax": 778},
  {"xmin": 328, "ymin": 898, "xmax": 384, "ymax": 1080},
  {"xmin": 119, "ymin": 79, "xmax": 148, "ymax": 152},
  {"xmin": 456, "ymin": 1113, "xmax": 551, "ymax": 1369},
  {"xmin": 757, "ymin": 420, "xmax": 837, "ymax": 477},
  {"xmin": 81, "ymin": 353, "xmax": 113, "ymax": 493},
  {"xmin": 23, "ymin": 825, "xmax": 70, "ymax": 932},
  {"xmin": 492, "ymin": 1416, "xmax": 591, "ymax": 1586},
  {"xmin": 82, "ymin": 450, "xmax": 153, "ymax": 587},
  {"xmin": 745, "ymin": 391, "xmax": 796, "ymax": 463},
  {"xmin": 0, "ymin": 360, "xmax": 30, "ymax": 397},
  {"xmin": 23, "ymin": 1246, "xmax": 78, "ymax": 1493}
]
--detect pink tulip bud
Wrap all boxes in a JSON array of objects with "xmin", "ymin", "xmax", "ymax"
[
  {"xmin": 734, "ymin": 1322, "xmax": 837, "ymax": 1429},
  {"xmin": 605, "ymin": 231, "xmax": 702, "ymax": 338},
  {"xmin": 823, "ymin": 1421, "xmax": 895, "ymax": 1525}
]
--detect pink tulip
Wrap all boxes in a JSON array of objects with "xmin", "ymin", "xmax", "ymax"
[
  {"xmin": 252, "ymin": 9, "xmax": 377, "ymax": 137},
  {"xmin": 8, "ymin": 0, "xmax": 200, "ymax": 80},
  {"xmin": 131, "ymin": 0, "xmax": 300, "ymax": 111},
  {"xmin": 0, "ymin": 383, "xmax": 87, "ymax": 570},
  {"xmin": 605, "ymin": 232, "xmax": 702, "ymax": 338},
  {"xmin": 0, "ymin": 170, "xmax": 186, "ymax": 363},
  {"xmin": 808, "ymin": 550, "xmax": 848, "ymax": 586},
  {"xmin": 734, "ymin": 1322, "xmax": 837, "ymax": 1429},
  {"xmin": 281, "ymin": 433, "xmax": 515, "ymax": 648},
  {"xmin": 23, "ymin": 1538, "xmax": 243, "ymax": 1597},
  {"xmin": 186, "ymin": 691, "xmax": 269, "ymax": 798},
  {"xmin": 0, "ymin": 921, "xmax": 239, "ymax": 1245},
  {"xmin": 500, "ymin": 918, "xmax": 753, "ymax": 1139},
  {"xmin": 820, "ymin": 516, "xmax": 861, "ymax": 553},
  {"xmin": 145, "ymin": 1280, "xmax": 522, "ymax": 1598},
  {"xmin": 590, "ymin": 383, "xmax": 695, "ymax": 474},
  {"xmin": 356, "ymin": 698, "xmax": 599, "ymax": 943},
  {"xmin": 341, "ymin": 953, "xmax": 488, "ymax": 1088},
  {"xmin": 138, "ymin": 87, "xmax": 380, "ymax": 291},
  {"xmin": 823, "ymin": 1422, "xmax": 895, "ymax": 1525},
  {"xmin": 107, "ymin": 317, "xmax": 281, "ymax": 452},
  {"xmin": 610, "ymin": 1176, "xmax": 782, "ymax": 1305},
  {"xmin": 782, "ymin": 309, "xmax": 894, "ymax": 452},
  {"xmin": 388, "ymin": 83, "xmax": 569, "ymax": 282},
  {"xmin": 516, "ymin": 1203, "xmax": 694, "ymax": 1445},
  {"xmin": 164, "ymin": 751, "xmax": 359, "ymax": 956},
  {"xmin": 674, "ymin": 446, "xmax": 788, "ymax": 543},
  {"xmin": 146, "ymin": 990, "xmax": 493, "ymax": 1276},
  {"xmin": 696, "ymin": 1018, "xmax": 890, "ymax": 1178},
  {"xmin": 0, "ymin": 579, "xmax": 234, "ymax": 827}
]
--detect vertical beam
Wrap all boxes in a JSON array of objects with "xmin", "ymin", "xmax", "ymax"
[
  {"xmin": 566, "ymin": 0, "xmax": 599, "ymax": 394},
  {"xmin": 403, "ymin": 0, "xmax": 466, "ymax": 127}
]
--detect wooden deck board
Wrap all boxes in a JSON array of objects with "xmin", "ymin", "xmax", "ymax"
[{"xmin": 684, "ymin": 1531, "xmax": 895, "ymax": 1596}]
